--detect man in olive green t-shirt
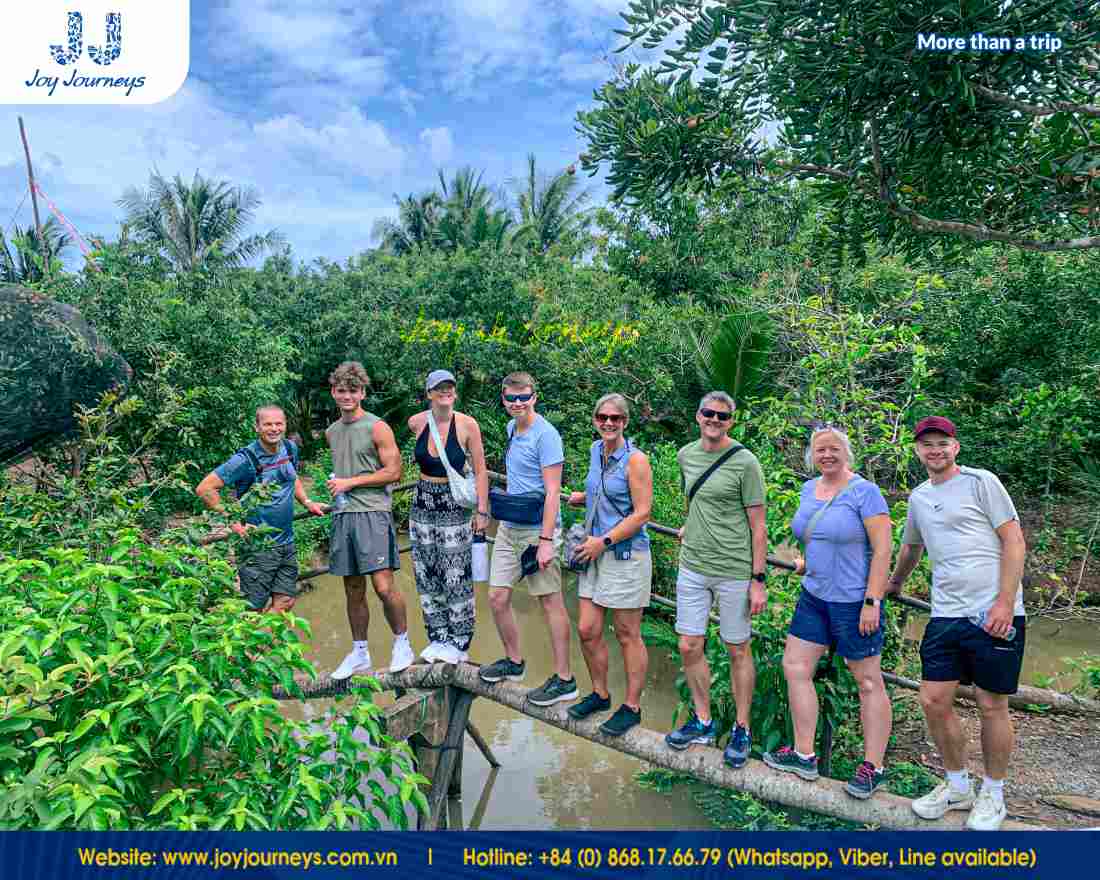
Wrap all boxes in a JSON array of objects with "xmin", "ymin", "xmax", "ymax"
[
  {"xmin": 665, "ymin": 391, "xmax": 768, "ymax": 773},
  {"xmin": 325, "ymin": 361, "xmax": 414, "ymax": 680}
]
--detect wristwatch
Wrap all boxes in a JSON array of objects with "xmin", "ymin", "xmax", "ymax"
[
  {"xmin": 864, "ymin": 597, "xmax": 881, "ymax": 608},
  {"xmin": 751, "ymin": 572, "xmax": 766, "ymax": 583},
  {"xmin": 603, "ymin": 535, "xmax": 613, "ymax": 547}
]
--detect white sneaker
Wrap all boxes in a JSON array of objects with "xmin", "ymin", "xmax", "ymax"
[
  {"xmin": 966, "ymin": 786, "xmax": 1007, "ymax": 831},
  {"xmin": 420, "ymin": 642, "xmax": 447, "ymax": 663},
  {"xmin": 436, "ymin": 644, "xmax": 469, "ymax": 665},
  {"xmin": 331, "ymin": 649, "xmax": 371, "ymax": 680},
  {"xmin": 912, "ymin": 780, "xmax": 976, "ymax": 820},
  {"xmin": 390, "ymin": 635, "xmax": 415, "ymax": 672}
]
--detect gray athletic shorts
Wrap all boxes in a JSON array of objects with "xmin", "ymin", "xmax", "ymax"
[
  {"xmin": 238, "ymin": 543, "xmax": 299, "ymax": 610},
  {"xmin": 675, "ymin": 565, "xmax": 751, "ymax": 645},
  {"xmin": 329, "ymin": 510, "xmax": 400, "ymax": 576}
]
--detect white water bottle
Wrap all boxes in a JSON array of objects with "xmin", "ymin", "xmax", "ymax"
[
  {"xmin": 329, "ymin": 473, "xmax": 348, "ymax": 511},
  {"xmin": 471, "ymin": 532, "xmax": 490, "ymax": 582},
  {"xmin": 969, "ymin": 609, "xmax": 1016, "ymax": 641}
]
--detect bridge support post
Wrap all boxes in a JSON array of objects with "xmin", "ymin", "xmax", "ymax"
[{"xmin": 420, "ymin": 687, "xmax": 475, "ymax": 831}]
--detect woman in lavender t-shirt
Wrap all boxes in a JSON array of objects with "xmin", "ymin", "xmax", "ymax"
[{"xmin": 761, "ymin": 427, "xmax": 894, "ymax": 800}]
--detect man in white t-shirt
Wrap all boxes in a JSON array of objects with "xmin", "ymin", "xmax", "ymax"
[{"xmin": 889, "ymin": 416, "xmax": 1027, "ymax": 831}]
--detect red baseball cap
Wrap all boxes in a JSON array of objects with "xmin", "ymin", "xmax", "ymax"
[{"xmin": 914, "ymin": 416, "xmax": 957, "ymax": 439}]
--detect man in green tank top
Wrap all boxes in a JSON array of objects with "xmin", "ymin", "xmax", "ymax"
[{"xmin": 325, "ymin": 361, "xmax": 414, "ymax": 679}]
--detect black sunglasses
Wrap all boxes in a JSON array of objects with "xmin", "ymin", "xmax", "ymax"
[
  {"xmin": 594, "ymin": 413, "xmax": 624, "ymax": 424},
  {"xmin": 699, "ymin": 408, "xmax": 733, "ymax": 422},
  {"xmin": 503, "ymin": 392, "xmax": 535, "ymax": 403}
]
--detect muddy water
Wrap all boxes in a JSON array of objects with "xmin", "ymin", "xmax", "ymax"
[
  {"xmin": 903, "ymin": 612, "xmax": 1100, "ymax": 689},
  {"xmin": 290, "ymin": 564, "xmax": 711, "ymax": 830}
]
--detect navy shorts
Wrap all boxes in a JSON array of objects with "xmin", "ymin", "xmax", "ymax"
[
  {"xmin": 920, "ymin": 616, "xmax": 1026, "ymax": 695},
  {"xmin": 788, "ymin": 588, "xmax": 884, "ymax": 661}
]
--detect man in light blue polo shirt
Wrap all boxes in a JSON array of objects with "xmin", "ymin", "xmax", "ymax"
[{"xmin": 479, "ymin": 371, "xmax": 578, "ymax": 709}]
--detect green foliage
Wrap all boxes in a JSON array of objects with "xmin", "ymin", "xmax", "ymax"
[
  {"xmin": 0, "ymin": 400, "xmax": 427, "ymax": 830},
  {"xmin": 0, "ymin": 219, "xmax": 73, "ymax": 284},
  {"xmin": 693, "ymin": 311, "xmax": 774, "ymax": 405},
  {"xmin": 580, "ymin": 2, "xmax": 1100, "ymax": 256}
]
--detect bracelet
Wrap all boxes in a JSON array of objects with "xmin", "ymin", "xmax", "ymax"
[{"xmin": 539, "ymin": 535, "xmax": 553, "ymax": 542}]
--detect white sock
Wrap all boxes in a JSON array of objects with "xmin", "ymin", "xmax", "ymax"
[
  {"xmin": 982, "ymin": 776, "xmax": 1005, "ymax": 804},
  {"xmin": 796, "ymin": 750, "xmax": 816, "ymax": 761},
  {"xmin": 394, "ymin": 631, "xmax": 409, "ymax": 644},
  {"xmin": 946, "ymin": 769, "xmax": 970, "ymax": 794},
  {"xmin": 353, "ymin": 640, "xmax": 369, "ymax": 655}
]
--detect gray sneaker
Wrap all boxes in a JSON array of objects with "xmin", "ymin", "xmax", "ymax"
[
  {"xmin": 527, "ymin": 674, "xmax": 579, "ymax": 707},
  {"xmin": 479, "ymin": 657, "xmax": 525, "ymax": 683}
]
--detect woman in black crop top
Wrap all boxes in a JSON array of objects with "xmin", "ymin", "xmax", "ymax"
[{"xmin": 406, "ymin": 370, "xmax": 489, "ymax": 665}]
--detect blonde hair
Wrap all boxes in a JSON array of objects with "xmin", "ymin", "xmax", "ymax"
[
  {"xmin": 502, "ymin": 371, "xmax": 536, "ymax": 392},
  {"xmin": 805, "ymin": 425, "xmax": 856, "ymax": 471},
  {"xmin": 254, "ymin": 404, "xmax": 285, "ymax": 424},
  {"xmin": 592, "ymin": 393, "xmax": 629, "ymax": 420}
]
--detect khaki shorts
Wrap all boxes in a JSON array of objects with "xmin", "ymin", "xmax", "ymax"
[
  {"xmin": 675, "ymin": 565, "xmax": 751, "ymax": 645},
  {"xmin": 489, "ymin": 523, "xmax": 562, "ymax": 596},
  {"xmin": 578, "ymin": 550, "xmax": 652, "ymax": 609}
]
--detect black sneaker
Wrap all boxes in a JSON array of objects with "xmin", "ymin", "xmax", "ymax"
[
  {"xmin": 479, "ymin": 657, "xmax": 525, "ymax": 683},
  {"xmin": 567, "ymin": 691, "xmax": 611, "ymax": 720},
  {"xmin": 762, "ymin": 745, "xmax": 819, "ymax": 781},
  {"xmin": 599, "ymin": 704, "xmax": 641, "ymax": 737},
  {"xmin": 527, "ymin": 674, "xmax": 579, "ymax": 706},
  {"xmin": 845, "ymin": 761, "xmax": 886, "ymax": 799}
]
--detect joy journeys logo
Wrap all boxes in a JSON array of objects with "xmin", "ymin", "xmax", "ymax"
[{"xmin": 1, "ymin": 1, "xmax": 189, "ymax": 104}]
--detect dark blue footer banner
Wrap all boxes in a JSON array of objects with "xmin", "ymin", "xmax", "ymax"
[{"xmin": 1, "ymin": 831, "xmax": 1095, "ymax": 879}]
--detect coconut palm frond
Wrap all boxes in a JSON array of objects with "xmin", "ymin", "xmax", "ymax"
[{"xmin": 694, "ymin": 311, "xmax": 775, "ymax": 404}]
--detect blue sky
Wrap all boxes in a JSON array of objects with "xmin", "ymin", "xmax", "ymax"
[{"xmin": 1, "ymin": 1, "xmax": 638, "ymax": 265}]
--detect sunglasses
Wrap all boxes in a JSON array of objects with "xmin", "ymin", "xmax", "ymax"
[
  {"xmin": 594, "ymin": 413, "xmax": 624, "ymax": 424},
  {"xmin": 503, "ymin": 392, "xmax": 535, "ymax": 403},
  {"xmin": 699, "ymin": 408, "xmax": 733, "ymax": 422}
]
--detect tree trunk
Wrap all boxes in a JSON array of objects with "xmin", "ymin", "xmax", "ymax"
[{"xmin": 349, "ymin": 664, "xmax": 1043, "ymax": 831}]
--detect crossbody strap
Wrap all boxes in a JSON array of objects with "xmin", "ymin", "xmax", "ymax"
[
  {"xmin": 426, "ymin": 409, "xmax": 463, "ymax": 481},
  {"xmin": 687, "ymin": 443, "xmax": 745, "ymax": 506},
  {"xmin": 801, "ymin": 476, "xmax": 860, "ymax": 546}
]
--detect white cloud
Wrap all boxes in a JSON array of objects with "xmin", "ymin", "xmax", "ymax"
[
  {"xmin": 419, "ymin": 127, "xmax": 454, "ymax": 166},
  {"xmin": 253, "ymin": 108, "xmax": 405, "ymax": 180}
]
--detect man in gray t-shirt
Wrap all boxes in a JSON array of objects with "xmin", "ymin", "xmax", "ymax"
[{"xmin": 890, "ymin": 416, "xmax": 1027, "ymax": 832}]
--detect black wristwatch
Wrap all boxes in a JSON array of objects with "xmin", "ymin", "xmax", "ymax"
[
  {"xmin": 864, "ymin": 597, "xmax": 881, "ymax": 608},
  {"xmin": 603, "ymin": 535, "xmax": 613, "ymax": 547},
  {"xmin": 751, "ymin": 572, "xmax": 766, "ymax": 583}
]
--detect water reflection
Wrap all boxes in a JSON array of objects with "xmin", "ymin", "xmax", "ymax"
[{"xmin": 291, "ymin": 565, "xmax": 710, "ymax": 830}]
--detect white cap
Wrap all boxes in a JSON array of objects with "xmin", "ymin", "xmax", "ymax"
[{"xmin": 425, "ymin": 369, "xmax": 456, "ymax": 392}]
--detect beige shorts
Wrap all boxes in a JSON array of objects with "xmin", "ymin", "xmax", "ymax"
[
  {"xmin": 675, "ymin": 565, "xmax": 751, "ymax": 645},
  {"xmin": 489, "ymin": 523, "xmax": 562, "ymax": 596},
  {"xmin": 578, "ymin": 550, "xmax": 652, "ymax": 609}
]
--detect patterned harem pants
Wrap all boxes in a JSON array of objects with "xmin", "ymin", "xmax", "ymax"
[{"xmin": 409, "ymin": 480, "xmax": 475, "ymax": 651}]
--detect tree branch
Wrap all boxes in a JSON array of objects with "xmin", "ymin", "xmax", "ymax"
[
  {"xmin": 779, "ymin": 161, "xmax": 1100, "ymax": 252},
  {"xmin": 971, "ymin": 83, "xmax": 1100, "ymax": 118}
]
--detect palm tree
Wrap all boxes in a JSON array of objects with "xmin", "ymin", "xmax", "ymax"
[
  {"xmin": 371, "ymin": 192, "xmax": 441, "ymax": 255},
  {"xmin": 435, "ymin": 166, "xmax": 514, "ymax": 251},
  {"xmin": 0, "ymin": 218, "xmax": 72, "ymax": 283},
  {"xmin": 693, "ymin": 311, "xmax": 775, "ymax": 405},
  {"xmin": 117, "ymin": 171, "xmax": 285, "ymax": 271},
  {"xmin": 510, "ymin": 154, "xmax": 592, "ymax": 253}
]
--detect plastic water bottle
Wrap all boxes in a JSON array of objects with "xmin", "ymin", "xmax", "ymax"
[
  {"xmin": 329, "ymin": 473, "xmax": 348, "ymax": 511},
  {"xmin": 969, "ymin": 610, "xmax": 1016, "ymax": 641}
]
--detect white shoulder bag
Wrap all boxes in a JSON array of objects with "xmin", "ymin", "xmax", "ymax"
[{"xmin": 426, "ymin": 409, "xmax": 478, "ymax": 509}]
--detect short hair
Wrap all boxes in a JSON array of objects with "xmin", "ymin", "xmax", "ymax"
[
  {"xmin": 502, "ymin": 371, "xmax": 536, "ymax": 392},
  {"xmin": 592, "ymin": 393, "xmax": 629, "ymax": 420},
  {"xmin": 329, "ymin": 361, "xmax": 370, "ymax": 389},
  {"xmin": 255, "ymin": 404, "xmax": 285, "ymax": 424},
  {"xmin": 805, "ymin": 425, "xmax": 856, "ymax": 471},
  {"xmin": 698, "ymin": 390, "xmax": 735, "ymax": 412}
]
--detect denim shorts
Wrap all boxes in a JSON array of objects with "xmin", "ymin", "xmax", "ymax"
[{"xmin": 788, "ymin": 588, "xmax": 884, "ymax": 660}]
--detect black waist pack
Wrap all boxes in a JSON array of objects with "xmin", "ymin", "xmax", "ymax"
[{"xmin": 489, "ymin": 487, "xmax": 546, "ymax": 525}]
